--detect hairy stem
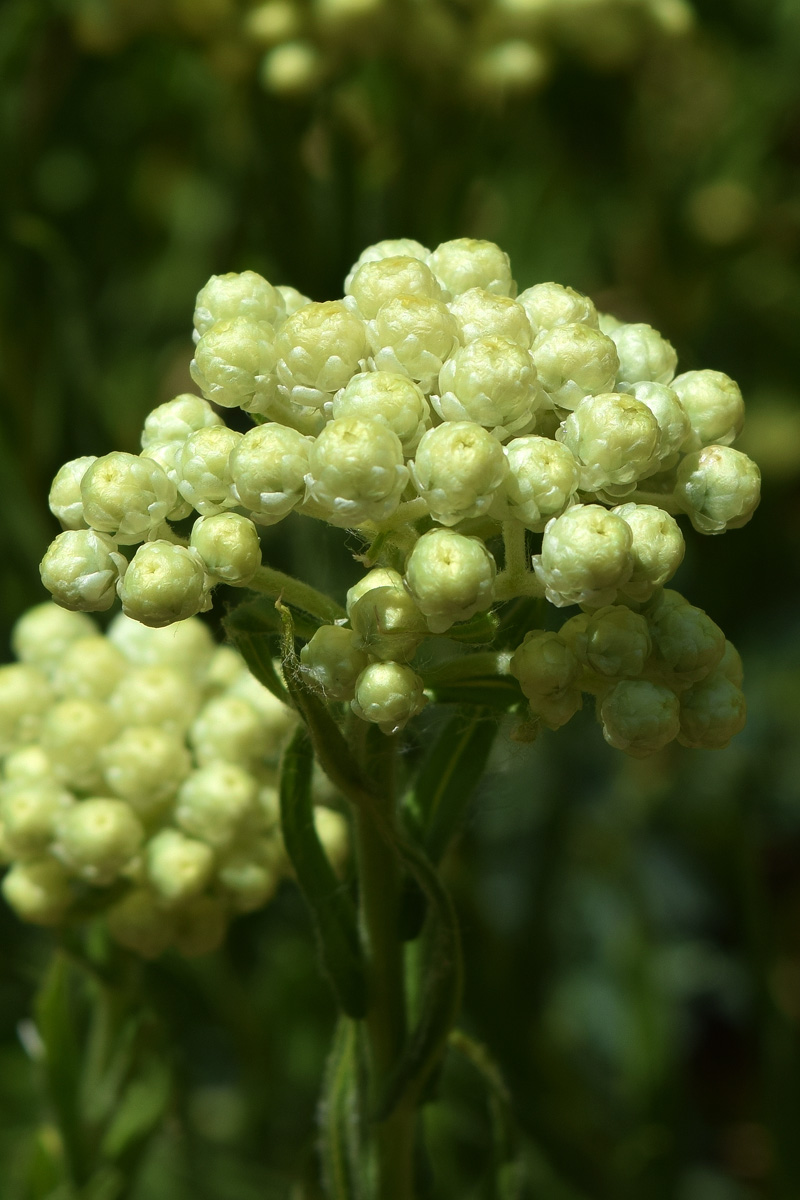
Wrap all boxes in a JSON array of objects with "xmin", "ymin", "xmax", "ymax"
[{"xmin": 249, "ymin": 565, "xmax": 346, "ymax": 623}]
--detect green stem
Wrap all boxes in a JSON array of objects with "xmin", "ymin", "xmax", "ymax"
[
  {"xmin": 249, "ymin": 565, "xmax": 345, "ymax": 623},
  {"xmin": 494, "ymin": 520, "xmax": 544, "ymax": 602}
]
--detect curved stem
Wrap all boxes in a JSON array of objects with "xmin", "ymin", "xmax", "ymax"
[{"xmin": 249, "ymin": 565, "xmax": 346, "ymax": 623}]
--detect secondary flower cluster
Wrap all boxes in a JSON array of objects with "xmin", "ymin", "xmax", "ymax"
[{"xmin": 0, "ymin": 603, "xmax": 346, "ymax": 953}]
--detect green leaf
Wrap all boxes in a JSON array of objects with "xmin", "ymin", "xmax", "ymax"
[
  {"xmin": 449, "ymin": 1030, "xmax": 523, "ymax": 1200},
  {"xmin": 318, "ymin": 1019, "xmax": 365, "ymax": 1200},
  {"xmin": 35, "ymin": 954, "xmax": 90, "ymax": 1188},
  {"xmin": 425, "ymin": 679, "xmax": 523, "ymax": 710},
  {"xmin": 280, "ymin": 727, "xmax": 367, "ymax": 1018},
  {"xmin": 100, "ymin": 1052, "xmax": 171, "ymax": 1162},
  {"xmin": 442, "ymin": 611, "xmax": 500, "ymax": 645}
]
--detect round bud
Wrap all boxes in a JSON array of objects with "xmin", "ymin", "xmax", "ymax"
[
  {"xmin": 612, "ymin": 503, "xmax": 685, "ymax": 601},
  {"xmin": 141, "ymin": 395, "xmax": 223, "ymax": 448},
  {"xmin": 671, "ymin": 369, "xmax": 744, "ymax": 451},
  {"xmin": 145, "ymin": 828, "xmax": 215, "ymax": 905},
  {"xmin": 138, "ymin": 441, "xmax": 193, "ymax": 521},
  {"xmin": 404, "ymin": 528, "xmax": 497, "ymax": 633},
  {"xmin": 117, "ymin": 542, "xmax": 211, "ymax": 628},
  {"xmin": 109, "ymin": 665, "xmax": 201, "ymax": 736},
  {"xmin": 106, "ymin": 888, "xmax": 174, "ymax": 958},
  {"xmin": 531, "ymin": 324, "xmax": 619, "ymax": 411},
  {"xmin": 230, "ymin": 423, "xmax": 313, "ymax": 525},
  {"xmin": 275, "ymin": 301, "xmax": 368, "ymax": 407},
  {"xmin": 584, "ymin": 606, "xmax": 651, "ymax": 677},
  {"xmin": 675, "ymin": 445, "xmax": 760, "ymax": 534},
  {"xmin": 175, "ymin": 762, "xmax": 259, "ymax": 849},
  {"xmin": 427, "ymin": 238, "xmax": 515, "ymax": 298},
  {"xmin": 607, "ymin": 322, "xmax": 677, "ymax": 386},
  {"xmin": 331, "ymin": 372, "xmax": 430, "ymax": 456},
  {"xmin": 100, "ymin": 726, "xmax": 191, "ymax": 816},
  {"xmin": 3, "ymin": 746, "xmax": 52, "ymax": 783},
  {"xmin": 351, "ymin": 662, "xmax": 428, "ymax": 735},
  {"xmin": 206, "ymin": 646, "xmax": 247, "ymax": 692},
  {"xmin": 51, "ymin": 635, "xmax": 128, "ymax": 701},
  {"xmin": 448, "ymin": 289, "xmax": 533, "ymax": 347},
  {"xmin": 410, "ymin": 422, "xmax": 507, "ymax": 525},
  {"xmin": 304, "ymin": 417, "xmax": 408, "ymax": 527},
  {"xmin": 193, "ymin": 271, "xmax": 285, "ymax": 339},
  {"xmin": 0, "ymin": 664, "xmax": 53, "ymax": 756},
  {"xmin": 717, "ymin": 640, "xmax": 744, "ymax": 688},
  {"xmin": 226, "ymin": 672, "xmax": 297, "ymax": 746},
  {"xmin": 299, "ymin": 625, "xmax": 369, "ymax": 701},
  {"xmin": 40, "ymin": 699, "xmax": 119, "ymax": 792},
  {"xmin": 346, "ymin": 568, "xmax": 404, "ymax": 618},
  {"xmin": 2, "ymin": 858, "xmax": 73, "ymax": 925},
  {"xmin": 80, "ymin": 452, "xmax": 177, "ymax": 545},
  {"xmin": 190, "ymin": 317, "xmax": 276, "ymax": 412},
  {"xmin": 532, "ymin": 505, "xmax": 633, "ymax": 608},
  {"xmin": 245, "ymin": 3, "xmax": 301, "ymax": 46},
  {"xmin": 517, "ymin": 282, "xmax": 598, "ymax": 335},
  {"xmin": 510, "ymin": 630, "xmax": 579, "ymax": 699},
  {"xmin": 277, "ymin": 284, "xmax": 311, "ymax": 316},
  {"xmin": 600, "ymin": 680, "xmax": 680, "ymax": 756},
  {"xmin": 189, "ymin": 695, "xmax": 276, "ymax": 767},
  {"xmin": 367, "ymin": 296, "xmax": 460, "ymax": 390},
  {"xmin": 350, "ymin": 584, "xmax": 428, "ymax": 663},
  {"xmin": 646, "ymin": 591, "xmax": 726, "ymax": 683},
  {"xmin": 40, "ymin": 529, "xmax": 125, "ymax": 613},
  {"xmin": 0, "ymin": 780, "xmax": 74, "ymax": 857},
  {"xmin": 344, "ymin": 239, "xmax": 429, "ymax": 293},
  {"xmin": 177, "ymin": 425, "xmax": 242, "ymax": 515},
  {"xmin": 107, "ymin": 614, "xmax": 215, "ymax": 680},
  {"xmin": 499, "ymin": 436, "xmax": 579, "ymax": 530},
  {"xmin": 557, "ymin": 392, "xmax": 660, "ymax": 494},
  {"xmin": 260, "ymin": 41, "xmax": 322, "ymax": 95},
  {"xmin": 11, "ymin": 604, "xmax": 96, "ymax": 671},
  {"xmin": 49, "ymin": 456, "xmax": 97, "ymax": 529},
  {"xmin": 678, "ymin": 674, "xmax": 746, "ymax": 750},
  {"xmin": 346, "ymin": 256, "xmax": 443, "ymax": 319},
  {"xmin": 618, "ymin": 381, "xmax": 690, "ymax": 469},
  {"xmin": 217, "ymin": 839, "xmax": 281, "ymax": 912},
  {"xmin": 190, "ymin": 514, "xmax": 261, "ymax": 586},
  {"xmin": 54, "ymin": 798, "xmax": 144, "ymax": 884},
  {"xmin": 434, "ymin": 336, "xmax": 542, "ymax": 439}
]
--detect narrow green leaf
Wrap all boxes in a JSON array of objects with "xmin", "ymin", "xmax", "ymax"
[
  {"xmin": 318, "ymin": 1018, "xmax": 365, "ymax": 1200},
  {"xmin": 35, "ymin": 954, "xmax": 90, "ymax": 1187},
  {"xmin": 100, "ymin": 1053, "xmax": 170, "ymax": 1162},
  {"xmin": 281, "ymin": 727, "xmax": 367, "ymax": 1018}
]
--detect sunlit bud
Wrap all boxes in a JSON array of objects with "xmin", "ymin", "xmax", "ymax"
[
  {"xmin": 404, "ymin": 528, "xmax": 496, "ymax": 633},
  {"xmin": 331, "ymin": 372, "xmax": 430, "ymax": 456},
  {"xmin": 193, "ymin": 271, "xmax": 285, "ymax": 339},
  {"xmin": 304, "ymin": 417, "xmax": 408, "ymax": 527},
  {"xmin": 175, "ymin": 762, "xmax": 259, "ymax": 849},
  {"xmin": 410, "ymin": 422, "xmax": 507, "ymax": 525},
  {"xmin": 40, "ymin": 530, "xmax": 125, "ymax": 613},
  {"xmin": 145, "ymin": 828, "xmax": 215, "ymax": 905},
  {"xmin": 448, "ymin": 289, "xmax": 533, "ymax": 347},
  {"xmin": 54, "ymin": 798, "xmax": 144, "ymax": 885},
  {"xmin": 498, "ymin": 435, "xmax": 579, "ymax": 530},
  {"xmin": 351, "ymin": 661, "xmax": 428, "ymax": 734},
  {"xmin": 612, "ymin": 503, "xmax": 685, "ymax": 602},
  {"xmin": 671, "ymin": 369, "xmax": 745, "ymax": 451},
  {"xmin": 177, "ymin": 425, "xmax": 242, "ymax": 515},
  {"xmin": 532, "ymin": 505, "xmax": 633, "ymax": 608},
  {"xmin": 427, "ymin": 238, "xmax": 515, "ymax": 298},
  {"xmin": 608, "ymin": 321, "xmax": 677, "ymax": 386},
  {"xmin": 230, "ymin": 423, "xmax": 313, "ymax": 525},
  {"xmin": 118, "ymin": 542, "xmax": 212, "ymax": 628},
  {"xmin": 517, "ymin": 282, "xmax": 598, "ymax": 335},
  {"xmin": 49, "ymin": 456, "xmax": 97, "ymax": 529},
  {"xmin": 532, "ymin": 324, "xmax": 619, "ymax": 410}
]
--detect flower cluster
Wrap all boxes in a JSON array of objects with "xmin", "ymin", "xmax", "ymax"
[
  {"xmin": 0, "ymin": 603, "xmax": 347, "ymax": 952},
  {"xmin": 39, "ymin": 236, "xmax": 759, "ymax": 747}
]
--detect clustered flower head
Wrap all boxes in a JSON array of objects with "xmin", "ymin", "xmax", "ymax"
[
  {"xmin": 38, "ymin": 236, "xmax": 759, "ymax": 748},
  {"xmin": 0, "ymin": 604, "xmax": 348, "ymax": 952}
]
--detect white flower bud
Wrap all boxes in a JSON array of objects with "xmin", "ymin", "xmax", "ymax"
[
  {"xmin": 109, "ymin": 665, "xmax": 201, "ymax": 735},
  {"xmin": 410, "ymin": 422, "xmax": 507, "ymax": 525},
  {"xmin": 427, "ymin": 238, "xmax": 515, "ymax": 298},
  {"xmin": 138, "ymin": 441, "xmax": 193, "ymax": 521},
  {"xmin": 171, "ymin": 893, "xmax": 227, "ymax": 956},
  {"xmin": 557, "ymin": 392, "xmax": 660, "ymax": 494},
  {"xmin": 106, "ymin": 888, "xmax": 174, "ymax": 958},
  {"xmin": 175, "ymin": 762, "xmax": 259, "ymax": 849},
  {"xmin": 346, "ymin": 567, "xmax": 403, "ymax": 618},
  {"xmin": 600, "ymin": 680, "xmax": 680, "ymax": 756},
  {"xmin": 2, "ymin": 858, "xmax": 73, "ymax": 925},
  {"xmin": 448, "ymin": 289, "xmax": 533, "ymax": 347},
  {"xmin": 3, "ymin": 746, "xmax": 52, "ymax": 783},
  {"xmin": 671, "ymin": 369, "xmax": 744, "ymax": 451},
  {"xmin": 118, "ymin": 541, "xmax": 212, "ymax": 628},
  {"xmin": 675, "ymin": 445, "xmax": 760, "ymax": 534},
  {"xmin": 299, "ymin": 625, "xmax": 369, "ymax": 701},
  {"xmin": 80, "ymin": 452, "xmax": 177, "ymax": 545},
  {"xmin": 584, "ymin": 605, "xmax": 651, "ymax": 677},
  {"xmin": 517, "ymin": 282, "xmax": 598, "ymax": 335},
  {"xmin": 331, "ymin": 372, "xmax": 430, "ymax": 456},
  {"xmin": 277, "ymin": 284, "xmax": 312, "ymax": 316},
  {"xmin": 40, "ymin": 530, "xmax": 126, "ymax": 613},
  {"xmin": 11, "ymin": 603, "xmax": 96, "ymax": 671},
  {"xmin": 608, "ymin": 322, "xmax": 677, "ymax": 385},
  {"xmin": 217, "ymin": 838, "xmax": 282, "ymax": 912},
  {"xmin": 189, "ymin": 513, "xmax": 261, "ymax": 586},
  {"xmin": 0, "ymin": 665, "xmax": 53, "ymax": 756},
  {"xmin": 404, "ymin": 528, "xmax": 496, "ymax": 633},
  {"xmin": 189, "ymin": 694, "xmax": 277, "ymax": 768},
  {"xmin": 434, "ymin": 336, "xmax": 542, "ymax": 439},
  {"xmin": 532, "ymin": 324, "xmax": 619, "ymax": 410},
  {"xmin": 351, "ymin": 662, "xmax": 428, "ymax": 734},
  {"xmin": 350, "ymin": 583, "xmax": 428, "ymax": 663},
  {"xmin": 51, "ymin": 635, "xmax": 128, "ymax": 701},
  {"xmin": 304, "ymin": 417, "xmax": 408, "ymax": 527},
  {"xmin": 499, "ymin": 436, "xmax": 579, "ymax": 530},
  {"xmin": 0, "ymin": 780, "xmax": 74, "ymax": 857},
  {"xmin": 678, "ymin": 673, "xmax": 746, "ymax": 749},
  {"xmin": 230, "ymin": 422, "xmax": 313, "ymax": 524},
  {"xmin": 226, "ymin": 671, "xmax": 297, "ymax": 744},
  {"xmin": 107, "ymin": 614, "xmax": 215, "ymax": 680},
  {"xmin": 510, "ymin": 630, "xmax": 581, "ymax": 721},
  {"xmin": 346, "ymin": 256, "xmax": 443, "ymax": 319},
  {"xmin": 145, "ymin": 828, "xmax": 215, "ymax": 905},
  {"xmin": 193, "ymin": 271, "xmax": 285, "ymax": 339},
  {"xmin": 532, "ymin": 505, "xmax": 633, "ymax": 608},
  {"xmin": 176, "ymin": 424, "xmax": 242, "ymax": 516},
  {"xmin": 206, "ymin": 646, "xmax": 247, "ymax": 692},
  {"xmin": 618, "ymin": 380, "xmax": 690, "ymax": 469},
  {"xmin": 54, "ymin": 798, "xmax": 144, "ymax": 884},
  {"xmin": 100, "ymin": 726, "xmax": 191, "ymax": 816},
  {"xmin": 141, "ymin": 394, "xmax": 223, "ymax": 449},
  {"xmin": 49, "ymin": 456, "xmax": 97, "ymax": 529},
  {"xmin": 367, "ymin": 296, "xmax": 460, "ymax": 390},
  {"xmin": 190, "ymin": 317, "xmax": 277, "ymax": 412},
  {"xmin": 40, "ymin": 699, "xmax": 119, "ymax": 793},
  {"xmin": 275, "ymin": 301, "xmax": 368, "ymax": 407},
  {"xmin": 646, "ymin": 591, "xmax": 726, "ymax": 682},
  {"xmin": 612, "ymin": 503, "xmax": 685, "ymax": 601},
  {"xmin": 598, "ymin": 312, "xmax": 623, "ymax": 335},
  {"xmin": 344, "ymin": 239, "xmax": 430, "ymax": 292}
]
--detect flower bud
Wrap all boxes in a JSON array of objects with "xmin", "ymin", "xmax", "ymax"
[
  {"xmin": 367, "ymin": 296, "xmax": 459, "ymax": 390},
  {"xmin": 346, "ymin": 567, "xmax": 404, "ymax": 618},
  {"xmin": 190, "ymin": 513, "xmax": 261, "ymax": 586},
  {"xmin": 532, "ymin": 505, "xmax": 633, "ymax": 608},
  {"xmin": 277, "ymin": 284, "xmax": 312, "ymax": 316},
  {"xmin": 40, "ymin": 529, "xmax": 125, "ymax": 613},
  {"xmin": 141, "ymin": 394, "xmax": 223, "ymax": 448},
  {"xmin": 584, "ymin": 606, "xmax": 651, "ymax": 677},
  {"xmin": 618, "ymin": 381, "xmax": 690, "ymax": 469},
  {"xmin": 427, "ymin": 238, "xmax": 515, "ymax": 298},
  {"xmin": 448, "ymin": 289, "xmax": 533, "ymax": 347},
  {"xmin": 107, "ymin": 614, "xmax": 215, "ymax": 680},
  {"xmin": 109, "ymin": 665, "xmax": 201, "ymax": 735},
  {"xmin": 54, "ymin": 798, "xmax": 144, "ymax": 884},
  {"xmin": 299, "ymin": 625, "xmax": 369, "ymax": 701},
  {"xmin": 275, "ymin": 301, "xmax": 368, "ymax": 407},
  {"xmin": 510, "ymin": 630, "xmax": 581, "ymax": 728},
  {"xmin": 40, "ymin": 699, "xmax": 119, "ymax": 792},
  {"xmin": 675, "ymin": 445, "xmax": 760, "ymax": 534},
  {"xmin": 118, "ymin": 542, "xmax": 211, "ymax": 628},
  {"xmin": 49, "ymin": 456, "xmax": 97, "ymax": 529},
  {"xmin": 80, "ymin": 452, "xmax": 177, "ymax": 544},
  {"xmin": 193, "ymin": 271, "xmax": 285, "ymax": 339},
  {"xmin": 218, "ymin": 838, "xmax": 281, "ymax": 912},
  {"xmin": 304, "ymin": 417, "xmax": 408, "ymax": 526},
  {"xmin": 351, "ymin": 662, "xmax": 428, "ymax": 734},
  {"xmin": 410, "ymin": 422, "xmax": 507, "ymax": 525},
  {"xmin": 671, "ymin": 369, "xmax": 744, "ymax": 451},
  {"xmin": 557, "ymin": 392, "xmax": 660, "ymax": 494},
  {"xmin": 230, "ymin": 423, "xmax": 311, "ymax": 526},
  {"xmin": 434, "ymin": 336, "xmax": 542, "ymax": 439},
  {"xmin": 3, "ymin": 746, "xmax": 52, "ymax": 783},
  {"xmin": 2, "ymin": 858, "xmax": 73, "ymax": 925},
  {"xmin": 646, "ymin": 591, "xmax": 726, "ymax": 682},
  {"xmin": 226, "ymin": 672, "xmax": 296, "ymax": 745},
  {"xmin": 106, "ymin": 888, "xmax": 174, "ymax": 958},
  {"xmin": 612, "ymin": 503, "xmax": 685, "ymax": 601},
  {"xmin": 100, "ymin": 726, "xmax": 191, "ymax": 816},
  {"xmin": 0, "ymin": 780, "xmax": 74, "ymax": 857},
  {"xmin": 11, "ymin": 603, "xmax": 96, "ymax": 671},
  {"xmin": 177, "ymin": 425, "xmax": 242, "ymax": 515},
  {"xmin": 600, "ymin": 680, "xmax": 680, "ymax": 756},
  {"xmin": 190, "ymin": 317, "xmax": 277, "ymax": 412},
  {"xmin": 607, "ymin": 322, "xmax": 677, "ymax": 386},
  {"xmin": 404, "ymin": 528, "xmax": 496, "ymax": 633},
  {"xmin": 344, "ymin": 239, "xmax": 429, "ymax": 293},
  {"xmin": 350, "ymin": 584, "xmax": 428, "ymax": 663},
  {"xmin": 138, "ymin": 441, "xmax": 193, "ymax": 520},
  {"xmin": 331, "ymin": 372, "xmax": 430, "ymax": 456},
  {"xmin": 51, "ymin": 635, "xmax": 128, "ymax": 701},
  {"xmin": 0, "ymin": 665, "xmax": 53, "ymax": 755},
  {"xmin": 189, "ymin": 694, "xmax": 278, "ymax": 767},
  {"xmin": 260, "ymin": 41, "xmax": 322, "ymax": 95},
  {"xmin": 517, "ymin": 282, "xmax": 598, "ymax": 335},
  {"xmin": 678, "ymin": 673, "xmax": 746, "ymax": 749},
  {"xmin": 531, "ymin": 324, "xmax": 619, "ymax": 410},
  {"xmin": 145, "ymin": 828, "xmax": 215, "ymax": 905},
  {"xmin": 175, "ymin": 762, "xmax": 259, "ymax": 849},
  {"xmin": 499, "ymin": 435, "xmax": 579, "ymax": 530},
  {"xmin": 346, "ymin": 255, "xmax": 443, "ymax": 318}
]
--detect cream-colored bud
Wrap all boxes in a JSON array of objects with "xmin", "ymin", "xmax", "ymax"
[
  {"xmin": 618, "ymin": 380, "xmax": 690, "ymax": 469},
  {"xmin": 189, "ymin": 695, "xmax": 276, "ymax": 767},
  {"xmin": 2, "ymin": 746, "xmax": 52, "ymax": 783},
  {"xmin": 434, "ymin": 336, "xmax": 542, "ymax": 439},
  {"xmin": 532, "ymin": 324, "xmax": 619, "ymax": 410},
  {"xmin": 499, "ymin": 436, "xmax": 579, "ymax": 530},
  {"xmin": 190, "ymin": 317, "xmax": 277, "ymax": 412},
  {"xmin": 190, "ymin": 513, "xmax": 261, "ymax": 586},
  {"xmin": 367, "ymin": 296, "xmax": 459, "ymax": 391},
  {"xmin": 600, "ymin": 680, "xmax": 680, "ymax": 756},
  {"xmin": 304, "ymin": 417, "xmax": 408, "ymax": 527},
  {"xmin": 193, "ymin": 271, "xmax": 285, "ymax": 339},
  {"xmin": 517, "ymin": 282, "xmax": 598, "ymax": 335},
  {"xmin": 351, "ymin": 662, "xmax": 428, "ymax": 735},
  {"xmin": 350, "ymin": 584, "xmax": 428, "ymax": 663},
  {"xmin": 275, "ymin": 301, "xmax": 368, "ymax": 407},
  {"xmin": 611, "ymin": 503, "xmax": 685, "ymax": 602},
  {"xmin": 344, "ymin": 240, "xmax": 430, "ymax": 293},
  {"xmin": 675, "ymin": 445, "xmax": 760, "ymax": 534},
  {"xmin": 175, "ymin": 762, "xmax": 259, "ymax": 849},
  {"xmin": 427, "ymin": 238, "xmax": 515, "ymax": 298},
  {"xmin": 40, "ymin": 529, "xmax": 125, "ymax": 613},
  {"xmin": 346, "ymin": 256, "xmax": 443, "ymax": 319},
  {"xmin": 40, "ymin": 699, "xmax": 119, "ymax": 793},
  {"xmin": 557, "ymin": 392, "xmax": 660, "ymax": 494},
  {"xmin": 2, "ymin": 858, "xmax": 73, "ymax": 925},
  {"xmin": 49, "ymin": 456, "xmax": 97, "ymax": 529},
  {"xmin": 671, "ymin": 369, "xmax": 744, "ymax": 451},
  {"xmin": 509, "ymin": 626, "xmax": 583, "ymax": 729},
  {"xmin": 108, "ymin": 665, "xmax": 201, "ymax": 735},
  {"xmin": 117, "ymin": 542, "xmax": 212, "ymax": 628},
  {"xmin": 608, "ymin": 322, "xmax": 677, "ymax": 386},
  {"xmin": 177, "ymin": 425, "xmax": 242, "ymax": 515},
  {"xmin": 532, "ymin": 505, "xmax": 633, "ymax": 608},
  {"xmin": 51, "ymin": 635, "xmax": 128, "ymax": 701},
  {"xmin": 331, "ymin": 372, "xmax": 430, "ymax": 456},
  {"xmin": 54, "ymin": 798, "xmax": 144, "ymax": 884},
  {"xmin": 346, "ymin": 568, "xmax": 403, "ymax": 619},
  {"xmin": 299, "ymin": 625, "xmax": 369, "ymax": 701},
  {"xmin": 230, "ymin": 422, "xmax": 313, "ymax": 525},
  {"xmin": 81, "ymin": 452, "xmax": 177, "ymax": 545},
  {"xmin": 141, "ymin": 395, "xmax": 223, "ymax": 451},
  {"xmin": 448, "ymin": 289, "xmax": 533, "ymax": 347},
  {"xmin": 11, "ymin": 604, "xmax": 96, "ymax": 672},
  {"xmin": 404, "ymin": 528, "xmax": 497, "ymax": 633},
  {"xmin": 410, "ymin": 422, "xmax": 508, "ymax": 525},
  {"xmin": 145, "ymin": 828, "xmax": 215, "ymax": 905},
  {"xmin": 101, "ymin": 726, "xmax": 191, "ymax": 816},
  {"xmin": 0, "ymin": 780, "xmax": 74, "ymax": 857},
  {"xmin": 0, "ymin": 664, "xmax": 53, "ymax": 756}
]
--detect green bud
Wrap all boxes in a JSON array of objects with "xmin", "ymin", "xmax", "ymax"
[
  {"xmin": 175, "ymin": 762, "xmax": 259, "ymax": 849},
  {"xmin": 351, "ymin": 662, "xmax": 428, "ymax": 734},
  {"xmin": 350, "ymin": 584, "xmax": 428, "ymax": 663},
  {"xmin": 600, "ymin": 680, "xmax": 681, "ymax": 756},
  {"xmin": 41, "ymin": 699, "xmax": 120, "ymax": 792},
  {"xmin": 106, "ymin": 887, "xmax": 174, "ymax": 958},
  {"xmin": 193, "ymin": 271, "xmax": 285, "ymax": 339},
  {"xmin": 678, "ymin": 673, "xmax": 746, "ymax": 749},
  {"xmin": 177, "ymin": 425, "xmax": 243, "ymax": 515},
  {"xmin": 584, "ymin": 605, "xmax": 651, "ymax": 677},
  {"xmin": 517, "ymin": 282, "xmax": 598, "ymax": 336},
  {"xmin": 608, "ymin": 321, "xmax": 677, "ymax": 386},
  {"xmin": 299, "ymin": 625, "xmax": 369, "ymax": 701},
  {"xmin": 331, "ymin": 372, "xmax": 431, "ymax": 456},
  {"xmin": 404, "ymin": 528, "xmax": 497, "ymax": 633},
  {"xmin": 448, "ymin": 289, "xmax": 533, "ymax": 347},
  {"xmin": 189, "ymin": 694, "xmax": 278, "ymax": 767},
  {"xmin": 675, "ymin": 445, "xmax": 760, "ymax": 534},
  {"xmin": 2, "ymin": 858, "xmax": 73, "ymax": 925},
  {"xmin": 11, "ymin": 603, "xmax": 96, "ymax": 672},
  {"xmin": 304, "ymin": 417, "xmax": 408, "ymax": 527},
  {"xmin": 367, "ymin": 296, "xmax": 459, "ymax": 390},
  {"xmin": 558, "ymin": 392, "xmax": 660, "ymax": 495},
  {"xmin": 118, "ymin": 542, "xmax": 212, "ymax": 628},
  {"xmin": 427, "ymin": 238, "xmax": 515, "ymax": 298},
  {"xmin": 531, "ymin": 324, "xmax": 619, "ymax": 410},
  {"xmin": 141, "ymin": 394, "xmax": 223, "ymax": 449},
  {"xmin": 411, "ymin": 421, "xmax": 507, "ymax": 525},
  {"xmin": 49, "ymin": 456, "xmax": 97, "ymax": 530},
  {"xmin": 230, "ymin": 423, "xmax": 313, "ymax": 525},
  {"xmin": 107, "ymin": 613, "xmax": 215, "ymax": 680},
  {"xmin": 145, "ymin": 828, "xmax": 215, "ymax": 905},
  {"xmin": 0, "ymin": 780, "xmax": 74, "ymax": 857},
  {"xmin": 190, "ymin": 317, "xmax": 277, "ymax": 412},
  {"xmin": 81, "ymin": 452, "xmax": 177, "ymax": 545},
  {"xmin": 671, "ymin": 369, "xmax": 744, "ymax": 451},
  {"xmin": 40, "ymin": 529, "xmax": 125, "ymax": 613},
  {"xmin": 109, "ymin": 665, "xmax": 201, "ymax": 735},
  {"xmin": 275, "ymin": 300, "xmax": 368, "ymax": 407},
  {"xmin": 612, "ymin": 503, "xmax": 685, "ymax": 602},
  {"xmin": 510, "ymin": 630, "xmax": 581, "ymax": 729},
  {"xmin": 54, "ymin": 798, "xmax": 144, "ymax": 885},
  {"xmin": 190, "ymin": 513, "xmax": 261, "ymax": 586},
  {"xmin": 0, "ymin": 665, "xmax": 54, "ymax": 756},
  {"xmin": 499, "ymin": 435, "xmax": 579, "ymax": 530},
  {"xmin": 532, "ymin": 505, "xmax": 633, "ymax": 608},
  {"xmin": 101, "ymin": 726, "xmax": 191, "ymax": 816},
  {"xmin": 646, "ymin": 590, "xmax": 726, "ymax": 683},
  {"xmin": 346, "ymin": 255, "xmax": 443, "ymax": 319}
]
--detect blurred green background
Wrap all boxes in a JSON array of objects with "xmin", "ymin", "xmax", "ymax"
[{"xmin": 2, "ymin": 0, "xmax": 800, "ymax": 1196}]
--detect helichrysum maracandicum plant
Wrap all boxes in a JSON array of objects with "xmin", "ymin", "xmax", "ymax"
[{"xmin": 10, "ymin": 235, "xmax": 761, "ymax": 1197}]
